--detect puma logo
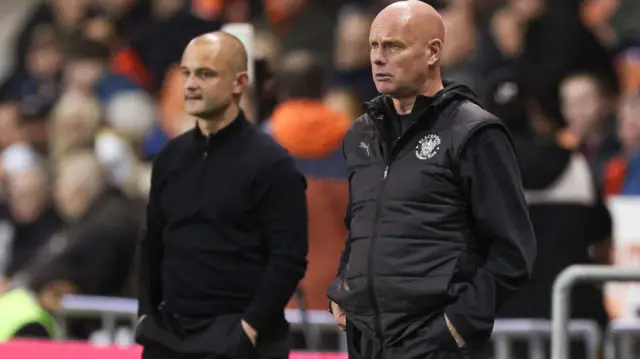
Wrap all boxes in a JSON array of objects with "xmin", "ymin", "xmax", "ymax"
[{"xmin": 359, "ymin": 141, "xmax": 370, "ymax": 156}]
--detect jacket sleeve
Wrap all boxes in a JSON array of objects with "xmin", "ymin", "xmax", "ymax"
[
  {"xmin": 138, "ymin": 159, "xmax": 166, "ymax": 317},
  {"xmin": 337, "ymin": 201, "xmax": 352, "ymax": 276},
  {"xmin": 242, "ymin": 158, "xmax": 308, "ymax": 332},
  {"xmin": 337, "ymin": 138, "xmax": 352, "ymax": 277},
  {"xmin": 445, "ymin": 125, "xmax": 537, "ymax": 343}
]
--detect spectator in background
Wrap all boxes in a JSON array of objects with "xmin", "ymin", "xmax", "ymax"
[
  {"xmin": 9, "ymin": 0, "xmax": 88, "ymax": 82},
  {"xmin": 604, "ymin": 92, "xmax": 640, "ymax": 196},
  {"xmin": 9, "ymin": 25, "xmax": 66, "ymax": 154},
  {"xmin": 475, "ymin": 0, "xmax": 616, "ymax": 124},
  {"xmin": 324, "ymin": 88, "xmax": 363, "ymax": 121},
  {"xmin": 104, "ymin": 91, "xmax": 157, "ymax": 154},
  {"xmin": 0, "ymin": 150, "xmax": 141, "ymax": 340},
  {"xmin": 438, "ymin": 0, "xmax": 478, "ymax": 89},
  {"xmin": 330, "ymin": 7, "xmax": 377, "ymax": 102},
  {"xmin": 252, "ymin": 30, "xmax": 281, "ymax": 123},
  {"xmin": 64, "ymin": 38, "xmax": 140, "ymax": 103},
  {"xmin": 102, "ymin": 90, "xmax": 159, "ymax": 167},
  {"xmin": 6, "ymin": 24, "xmax": 64, "ymax": 117},
  {"xmin": 47, "ymin": 89, "xmax": 153, "ymax": 198},
  {"xmin": 264, "ymin": 50, "xmax": 351, "ymax": 311},
  {"xmin": 89, "ymin": 0, "xmax": 152, "ymax": 43},
  {"xmin": 0, "ymin": 145, "xmax": 62, "ymax": 290},
  {"xmin": 614, "ymin": 36, "xmax": 640, "ymax": 94},
  {"xmin": 488, "ymin": 73, "xmax": 611, "ymax": 359},
  {"xmin": 40, "ymin": 150, "xmax": 140, "ymax": 299},
  {"xmin": 128, "ymin": 0, "xmax": 223, "ymax": 93},
  {"xmin": 258, "ymin": 0, "xmax": 339, "ymax": 68},
  {"xmin": 94, "ymin": 127, "xmax": 148, "ymax": 200},
  {"xmin": 48, "ymin": 91, "xmax": 102, "ymax": 163},
  {"xmin": 559, "ymin": 72, "xmax": 620, "ymax": 184},
  {"xmin": 83, "ymin": 15, "xmax": 153, "ymax": 91},
  {"xmin": 0, "ymin": 102, "xmax": 23, "ymax": 151}
]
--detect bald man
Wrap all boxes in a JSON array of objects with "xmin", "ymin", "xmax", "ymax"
[
  {"xmin": 136, "ymin": 32, "xmax": 308, "ymax": 359},
  {"xmin": 326, "ymin": 2, "xmax": 536, "ymax": 358}
]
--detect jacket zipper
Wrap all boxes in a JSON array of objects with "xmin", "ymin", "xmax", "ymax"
[
  {"xmin": 367, "ymin": 159, "xmax": 390, "ymax": 342},
  {"xmin": 365, "ymin": 107, "xmax": 433, "ymax": 343}
]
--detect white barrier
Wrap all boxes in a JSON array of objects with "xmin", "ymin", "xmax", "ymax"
[{"xmin": 551, "ymin": 265, "xmax": 640, "ymax": 359}]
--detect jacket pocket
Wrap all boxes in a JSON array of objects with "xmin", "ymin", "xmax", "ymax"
[
  {"xmin": 134, "ymin": 317, "xmax": 146, "ymax": 344},
  {"xmin": 427, "ymin": 314, "xmax": 461, "ymax": 351},
  {"xmin": 230, "ymin": 322, "xmax": 258, "ymax": 359}
]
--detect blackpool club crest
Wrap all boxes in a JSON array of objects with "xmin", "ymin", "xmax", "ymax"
[{"xmin": 415, "ymin": 134, "xmax": 441, "ymax": 160}]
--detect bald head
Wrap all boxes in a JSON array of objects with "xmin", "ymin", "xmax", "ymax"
[
  {"xmin": 369, "ymin": 0, "xmax": 445, "ymax": 100},
  {"xmin": 187, "ymin": 31, "xmax": 248, "ymax": 74},
  {"xmin": 181, "ymin": 31, "xmax": 250, "ymax": 120},
  {"xmin": 374, "ymin": 0, "xmax": 444, "ymax": 46}
]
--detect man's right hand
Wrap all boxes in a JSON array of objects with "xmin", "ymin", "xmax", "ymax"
[{"xmin": 330, "ymin": 301, "xmax": 346, "ymax": 331}]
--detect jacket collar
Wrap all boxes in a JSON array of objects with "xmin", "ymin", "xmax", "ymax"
[{"xmin": 192, "ymin": 110, "xmax": 250, "ymax": 153}]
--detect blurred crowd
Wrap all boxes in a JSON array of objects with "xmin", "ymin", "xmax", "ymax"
[
  {"xmin": 0, "ymin": 0, "xmax": 638, "ymax": 347},
  {"xmin": 0, "ymin": 0, "xmax": 247, "ymax": 339}
]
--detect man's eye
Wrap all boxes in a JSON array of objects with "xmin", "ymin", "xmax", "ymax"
[{"xmin": 199, "ymin": 71, "xmax": 217, "ymax": 78}]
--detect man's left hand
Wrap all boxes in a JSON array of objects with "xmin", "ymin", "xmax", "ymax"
[
  {"xmin": 241, "ymin": 319, "xmax": 258, "ymax": 346},
  {"xmin": 444, "ymin": 313, "xmax": 466, "ymax": 348}
]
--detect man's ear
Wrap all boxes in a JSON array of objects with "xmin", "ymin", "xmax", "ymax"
[
  {"xmin": 427, "ymin": 39, "xmax": 443, "ymax": 66},
  {"xmin": 233, "ymin": 71, "xmax": 250, "ymax": 96}
]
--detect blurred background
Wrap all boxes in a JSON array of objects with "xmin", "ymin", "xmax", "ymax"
[{"xmin": 0, "ymin": 0, "xmax": 639, "ymax": 358}]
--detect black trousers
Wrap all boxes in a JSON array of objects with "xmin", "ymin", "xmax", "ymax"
[
  {"xmin": 346, "ymin": 315, "xmax": 489, "ymax": 359},
  {"xmin": 137, "ymin": 313, "xmax": 289, "ymax": 359},
  {"xmin": 141, "ymin": 337, "xmax": 289, "ymax": 359}
]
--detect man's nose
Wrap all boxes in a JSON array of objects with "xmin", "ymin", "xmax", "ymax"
[
  {"xmin": 184, "ymin": 75, "xmax": 198, "ymax": 91},
  {"xmin": 371, "ymin": 48, "xmax": 386, "ymax": 66}
]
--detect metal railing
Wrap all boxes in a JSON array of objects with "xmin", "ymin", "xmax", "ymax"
[
  {"xmin": 604, "ymin": 319, "xmax": 640, "ymax": 359},
  {"xmin": 53, "ymin": 265, "xmax": 640, "ymax": 359},
  {"xmin": 57, "ymin": 294, "xmax": 348, "ymax": 351},
  {"xmin": 551, "ymin": 265, "xmax": 640, "ymax": 359},
  {"xmin": 57, "ymin": 295, "xmax": 622, "ymax": 358},
  {"xmin": 492, "ymin": 319, "xmax": 601, "ymax": 359}
]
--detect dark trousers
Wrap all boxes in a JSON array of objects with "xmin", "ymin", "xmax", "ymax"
[
  {"xmin": 137, "ymin": 313, "xmax": 289, "ymax": 359},
  {"xmin": 141, "ymin": 338, "xmax": 289, "ymax": 359},
  {"xmin": 346, "ymin": 315, "xmax": 489, "ymax": 359}
]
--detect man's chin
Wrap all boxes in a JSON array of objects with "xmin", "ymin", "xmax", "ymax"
[
  {"xmin": 186, "ymin": 108, "xmax": 210, "ymax": 119},
  {"xmin": 375, "ymin": 84, "xmax": 396, "ymax": 96}
]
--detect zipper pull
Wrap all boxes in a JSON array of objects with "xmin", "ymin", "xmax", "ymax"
[
  {"xmin": 203, "ymin": 151, "xmax": 208, "ymax": 159},
  {"xmin": 383, "ymin": 166, "xmax": 388, "ymax": 179}
]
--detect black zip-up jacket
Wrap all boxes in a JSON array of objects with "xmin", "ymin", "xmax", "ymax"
[
  {"xmin": 326, "ymin": 83, "xmax": 537, "ymax": 348},
  {"xmin": 138, "ymin": 111, "xmax": 308, "ymax": 334}
]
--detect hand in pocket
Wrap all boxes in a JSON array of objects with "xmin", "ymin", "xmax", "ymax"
[
  {"xmin": 241, "ymin": 320, "xmax": 257, "ymax": 346},
  {"xmin": 444, "ymin": 313, "xmax": 466, "ymax": 348}
]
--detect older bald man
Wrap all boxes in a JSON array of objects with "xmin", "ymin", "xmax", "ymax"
[
  {"xmin": 327, "ymin": 1, "xmax": 537, "ymax": 358},
  {"xmin": 136, "ymin": 32, "xmax": 308, "ymax": 359}
]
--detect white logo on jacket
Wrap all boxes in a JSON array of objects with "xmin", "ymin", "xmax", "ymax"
[
  {"xmin": 416, "ymin": 134, "xmax": 441, "ymax": 160},
  {"xmin": 359, "ymin": 141, "xmax": 370, "ymax": 156}
]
